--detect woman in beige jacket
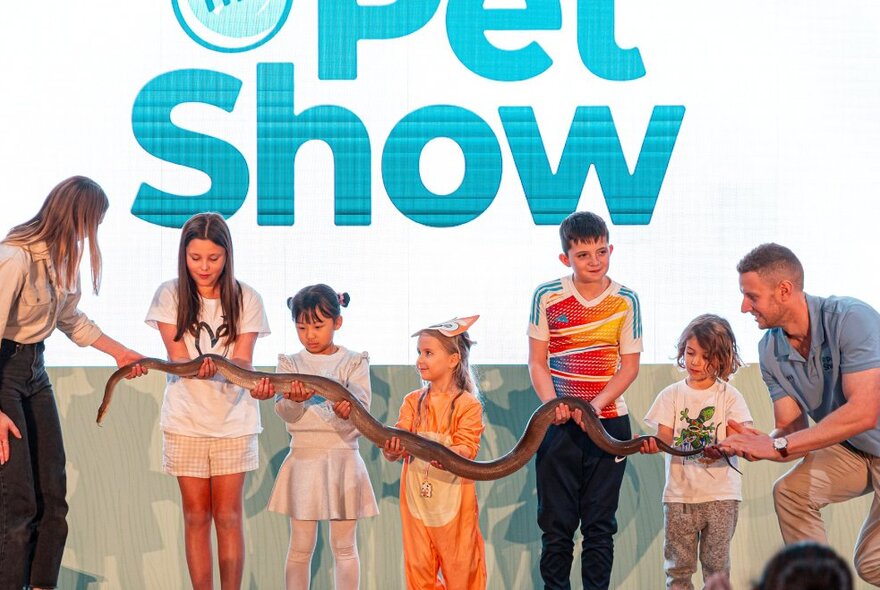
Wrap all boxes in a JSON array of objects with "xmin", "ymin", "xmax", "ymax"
[{"xmin": 0, "ymin": 176, "xmax": 145, "ymax": 590}]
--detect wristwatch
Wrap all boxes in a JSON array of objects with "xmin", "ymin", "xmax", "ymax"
[{"xmin": 772, "ymin": 436, "xmax": 790, "ymax": 458}]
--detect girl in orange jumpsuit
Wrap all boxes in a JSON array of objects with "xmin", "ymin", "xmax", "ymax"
[{"xmin": 383, "ymin": 316, "xmax": 487, "ymax": 590}]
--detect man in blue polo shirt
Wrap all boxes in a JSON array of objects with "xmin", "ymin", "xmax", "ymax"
[{"xmin": 719, "ymin": 243, "xmax": 880, "ymax": 585}]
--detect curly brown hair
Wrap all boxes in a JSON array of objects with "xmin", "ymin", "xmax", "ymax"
[{"xmin": 676, "ymin": 314, "xmax": 743, "ymax": 381}]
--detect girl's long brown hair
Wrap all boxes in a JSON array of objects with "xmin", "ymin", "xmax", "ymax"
[
  {"xmin": 174, "ymin": 213, "xmax": 242, "ymax": 344},
  {"xmin": 3, "ymin": 176, "xmax": 108, "ymax": 294}
]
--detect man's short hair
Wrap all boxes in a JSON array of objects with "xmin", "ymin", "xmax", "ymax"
[
  {"xmin": 737, "ymin": 243, "xmax": 804, "ymax": 290},
  {"xmin": 559, "ymin": 211, "xmax": 609, "ymax": 253}
]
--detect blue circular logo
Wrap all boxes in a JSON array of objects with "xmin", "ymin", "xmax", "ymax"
[{"xmin": 173, "ymin": 0, "xmax": 293, "ymax": 53}]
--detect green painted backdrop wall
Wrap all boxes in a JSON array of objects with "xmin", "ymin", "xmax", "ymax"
[{"xmin": 51, "ymin": 365, "xmax": 871, "ymax": 589}]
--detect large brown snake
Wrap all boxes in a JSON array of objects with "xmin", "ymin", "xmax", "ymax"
[{"xmin": 98, "ymin": 354, "xmax": 702, "ymax": 481}]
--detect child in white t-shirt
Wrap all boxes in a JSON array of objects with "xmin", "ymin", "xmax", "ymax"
[
  {"xmin": 641, "ymin": 314, "xmax": 753, "ymax": 590},
  {"xmin": 145, "ymin": 213, "xmax": 270, "ymax": 589}
]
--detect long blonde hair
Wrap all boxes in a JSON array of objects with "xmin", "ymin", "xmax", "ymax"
[
  {"xmin": 3, "ymin": 176, "xmax": 109, "ymax": 294},
  {"xmin": 412, "ymin": 329, "xmax": 481, "ymax": 432}
]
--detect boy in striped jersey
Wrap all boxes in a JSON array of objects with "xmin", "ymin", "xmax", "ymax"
[{"xmin": 527, "ymin": 211, "xmax": 642, "ymax": 590}]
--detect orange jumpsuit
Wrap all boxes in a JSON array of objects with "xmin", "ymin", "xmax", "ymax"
[{"xmin": 395, "ymin": 389, "xmax": 487, "ymax": 590}]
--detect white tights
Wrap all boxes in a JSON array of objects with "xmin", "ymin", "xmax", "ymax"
[{"xmin": 285, "ymin": 518, "xmax": 360, "ymax": 590}]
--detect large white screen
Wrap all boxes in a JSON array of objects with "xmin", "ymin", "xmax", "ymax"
[{"xmin": 1, "ymin": 1, "xmax": 878, "ymax": 366}]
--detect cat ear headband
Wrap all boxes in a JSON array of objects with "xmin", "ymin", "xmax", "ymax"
[{"xmin": 411, "ymin": 315, "xmax": 479, "ymax": 337}]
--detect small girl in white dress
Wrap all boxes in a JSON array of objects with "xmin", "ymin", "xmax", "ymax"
[{"xmin": 252, "ymin": 284, "xmax": 378, "ymax": 590}]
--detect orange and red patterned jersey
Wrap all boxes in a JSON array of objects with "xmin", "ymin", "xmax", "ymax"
[{"xmin": 528, "ymin": 276, "xmax": 642, "ymax": 418}]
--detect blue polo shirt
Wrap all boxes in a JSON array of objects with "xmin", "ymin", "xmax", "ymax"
[{"xmin": 758, "ymin": 294, "xmax": 880, "ymax": 455}]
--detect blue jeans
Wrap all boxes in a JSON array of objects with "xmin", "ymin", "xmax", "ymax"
[
  {"xmin": 0, "ymin": 340, "xmax": 68, "ymax": 590},
  {"xmin": 536, "ymin": 416, "xmax": 631, "ymax": 590}
]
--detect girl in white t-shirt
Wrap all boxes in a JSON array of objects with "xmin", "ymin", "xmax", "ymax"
[
  {"xmin": 145, "ymin": 213, "xmax": 270, "ymax": 590},
  {"xmin": 640, "ymin": 314, "xmax": 753, "ymax": 590},
  {"xmin": 251, "ymin": 284, "xmax": 378, "ymax": 590}
]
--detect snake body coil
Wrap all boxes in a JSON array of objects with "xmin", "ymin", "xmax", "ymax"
[{"xmin": 98, "ymin": 354, "xmax": 701, "ymax": 481}]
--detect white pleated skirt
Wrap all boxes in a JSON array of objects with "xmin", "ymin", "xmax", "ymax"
[{"xmin": 268, "ymin": 446, "xmax": 379, "ymax": 520}]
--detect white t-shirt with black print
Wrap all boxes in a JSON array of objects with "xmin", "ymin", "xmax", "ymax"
[{"xmin": 146, "ymin": 279, "xmax": 270, "ymax": 438}]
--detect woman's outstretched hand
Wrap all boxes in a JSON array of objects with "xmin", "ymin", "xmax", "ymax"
[{"xmin": 116, "ymin": 349, "xmax": 148, "ymax": 379}]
